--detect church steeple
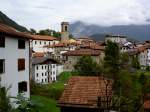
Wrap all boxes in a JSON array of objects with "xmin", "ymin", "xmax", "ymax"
[{"xmin": 61, "ymin": 22, "xmax": 69, "ymax": 43}]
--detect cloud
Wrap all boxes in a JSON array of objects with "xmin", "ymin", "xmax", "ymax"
[{"xmin": 0, "ymin": 0, "xmax": 150, "ymax": 31}]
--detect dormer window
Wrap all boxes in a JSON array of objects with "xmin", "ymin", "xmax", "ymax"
[{"xmin": 0, "ymin": 36, "xmax": 5, "ymax": 47}]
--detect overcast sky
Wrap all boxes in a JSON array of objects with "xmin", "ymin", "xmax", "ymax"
[{"xmin": 0, "ymin": 0, "xmax": 150, "ymax": 31}]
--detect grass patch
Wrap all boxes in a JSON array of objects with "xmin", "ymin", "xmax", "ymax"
[
  {"xmin": 136, "ymin": 70, "xmax": 150, "ymax": 76},
  {"xmin": 57, "ymin": 71, "xmax": 72, "ymax": 83},
  {"xmin": 30, "ymin": 72, "xmax": 75, "ymax": 111},
  {"xmin": 31, "ymin": 95, "xmax": 60, "ymax": 112}
]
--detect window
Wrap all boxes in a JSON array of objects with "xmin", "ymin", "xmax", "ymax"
[
  {"xmin": 0, "ymin": 59, "xmax": 5, "ymax": 74},
  {"xmin": 18, "ymin": 39, "xmax": 25, "ymax": 49},
  {"xmin": 45, "ymin": 79, "xmax": 47, "ymax": 82},
  {"xmin": 53, "ymin": 71, "xmax": 55, "ymax": 75},
  {"xmin": 0, "ymin": 36, "xmax": 5, "ymax": 47},
  {"xmin": 36, "ymin": 66, "xmax": 38, "ymax": 70},
  {"xmin": 42, "ymin": 66, "xmax": 43, "ymax": 69},
  {"xmin": 53, "ymin": 65, "xmax": 55, "ymax": 68},
  {"xmin": 18, "ymin": 59, "xmax": 25, "ymax": 71},
  {"xmin": 40, "ymin": 41, "xmax": 41, "ymax": 45},
  {"xmin": 45, "ymin": 66, "xmax": 47, "ymax": 69},
  {"xmin": 45, "ymin": 73, "xmax": 47, "ymax": 76},
  {"xmin": 35, "ymin": 41, "xmax": 37, "ymax": 45},
  {"xmin": 44, "ymin": 42, "xmax": 46, "ymax": 45},
  {"xmin": 37, "ymin": 73, "xmax": 38, "ymax": 77},
  {"xmin": 18, "ymin": 81, "xmax": 27, "ymax": 93},
  {"xmin": 49, "ymin": 42, "xmax": 51, "ymax": 45},
  {"xmin": 65, "ymin": 26, "xmax": 68, "ymax": 31},
  {"xmin": 42, "ymin": 79, "xmax": 43, "ymax": 83}
]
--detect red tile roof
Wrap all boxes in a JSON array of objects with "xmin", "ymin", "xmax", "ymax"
[
  {"xmin": 62, "ymin": 49, "xmax": 101, "ymax": 56},
  {"xmin": 0, "ymin": 23, "xmax": 32, "ymax": 39},
  {"xmin": 58, "ymin": 76, "xmax": 113, "ymax": 108},
  {"xmin": 31, "ymin": 34, "xmax": 58, "ymax": 41},
  {"xmin": 33, "ymin": 52, "xmax": 45, "ymax": 57},
  {"xmin": 143, "ymin": 100, "xmax": 150, "ymax": 109},
  {"xmin": 44, "ymin": 42, "xmax": 79, "ymax": 48},
  {"xmin": 137, "ymin": 46, "xmax": 146, "ymax": 52}
]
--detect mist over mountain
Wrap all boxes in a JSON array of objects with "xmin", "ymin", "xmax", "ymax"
[
  {"xmin": 70, "ymin": 21, "xmax": 150, "ymax": 41},
  {"xmin": 1, "ymin": 10, "xmax": 150, "ymax": 42}
]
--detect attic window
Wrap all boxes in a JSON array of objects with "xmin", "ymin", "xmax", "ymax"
[{"xmin": 0, "ymin": 36, "xmax": 5, "ymax": 47}]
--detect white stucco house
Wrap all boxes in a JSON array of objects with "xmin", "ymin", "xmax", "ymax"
[
  {"xmin": 148, "ymin": 49, "xmax": 150, "ymax": 66},
  {"xmin": 32, "ymin": 57, "xmax": 63, "ymax": 84},
  {"xmin": 105, "ymin": 35, "xmax": 127, "ymax": 44},
  {"xmin": 0, "ymin": 23, "xmax": 31, "ymax": 98},
  {"xmin": 135, "ymin": 43, "xmax": 150, "ymax": 68},
  {"xmin": 30, "ymin": 34, "xmax": 59, "ymax": 53},
  {"xmin": 120, "ymin": 42, "xmax": 135, "ymax": 53}
]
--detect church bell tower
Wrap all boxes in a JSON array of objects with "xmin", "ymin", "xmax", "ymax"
[{"xmin": 61, "ymin": 22, "xmax": 69, "ymax": 43}]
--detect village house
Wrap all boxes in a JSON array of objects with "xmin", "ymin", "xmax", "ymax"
[
  {"xmin": 128, "ymin": 42, "xmax": 150, "ymax": 69},
  {"xmin": 58, "ymin": 76, "xmax": 113, "ymax": 112},
  {"xmin": 30, "ymin": 34, "xmax": 59, "ymax": 53},
  {"xmin": 32, "ymin": 52, "xmax": 47, "ymax": 58},
  {"xmin": 0, "ymin": 23, "xmax": 31, "ymax": 98},
  {"xmin": 105, "ymin": 34, "xmax": 127, "ymax": 44},
  {"xmin": 120, "ymin": 41, "xmax": 135, "ymax": 53},
  {"xmin": 44, "ymin": 43, "xmax": 78, "ymax": 62},
  {"xmin": 76, "ymin": 37, "xmax": 95, "ymax": 45},
  {"xmin": 62, "ymin": 49, "xmax": 105, "ymax": 71},
  {"xmin": 32, "ymin": 57, "xmax": 63, "ymax": 84},
  {"xmin": 43, "ymin": 22, "xmax": 79, "ymax": 62}
]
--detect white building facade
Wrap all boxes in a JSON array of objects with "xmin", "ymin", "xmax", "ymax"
[
  {"xmin": 0, "ymin": 24, "xmax": 31, "ymax": 98},
  {"xmin": 32, "ymin": 58, "xmax": 63, "ymax": 84},
  {"xmin": 148, "ymin": 49, "xmax": 150, "ymax": 66},
  {"xmin": 30, "ymin": 35, "xmax": 59, "ymax": 53},
  {"xmin": 105, "ymin": 35, "xmax": 127, "ymax": 44}
]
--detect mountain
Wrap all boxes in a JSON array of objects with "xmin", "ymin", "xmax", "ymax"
[
  {"xmin": 70, "ymin": 21, "xmax": 150, "ymax": 41},
  {"xmin": 0, "ymin": 11, "xmax": 28, "ymax": 32}
]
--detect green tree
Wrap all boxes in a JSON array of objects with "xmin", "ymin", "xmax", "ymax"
[
  {"xmin": 30, "ymin": 28, "xmax": 36, "ymax": 34},
  {"xmin": 139, "ymin": 73, "xmax": 147, "ymax": 85},
  {"xmin": 38, "ymin": 29, "xmax": 61, "ymax": 39},
  {"xmin": 69, "ymin": 34, "xmax": 73, "ymax": 39},
  {"xmin": 0, "ymin": 86, "xmax": 13, "ymax": 112},
  {"xmin": 14, "ymin": 94, "xmax": 39, "ymax": 112},
  {"xmin": 120, "ymin": 52, "xmax": 130, "ymax": 69},
  {"xmin": 112, "ymin": 70, "xmax": 142, "ymax": 112},
  {"xmin": 52, "ymin": 31, "xmax": 61, "ymax": 38},
  {"xmin": 38, "ymin": 29, "xmax": 51, "ymax": 35},
  {"xmin": 74, "ymin": 56, "xmax": 102, "ymax": 76},
  {"xmin": 104, "ymin": 41, "xmax": 120, "ymax": 78},
  {"xmin": 103, "ymin": 41, "xmax": 142, "ymax": 112},
  {"xmin": 131, "ymin": 56, "xmax": 140, "ymax": 69}
]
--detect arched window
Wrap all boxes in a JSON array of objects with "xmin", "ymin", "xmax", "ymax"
[
  {"xmin": 65, "ymin": 26, "xmax": 68, "ymax": 32},
  {"xmin": 18, "ymin": 81, "xmax": 27, "ymax": 93}
]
